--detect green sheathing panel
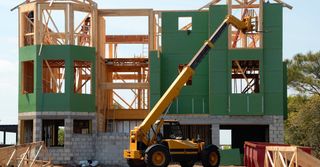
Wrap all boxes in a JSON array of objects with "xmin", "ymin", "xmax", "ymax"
[
  {"xmin": 208, "ymin": 4, "xmax": 284, "ymax": 116},
  {"xmin": 208, "ymin": 5, "xmax": 229, "ymax": 115},
  {"xmin": 263, "ymin": 3, "xmax": 284, "ymax": 115},
  {"xmin": 220, "ymin": 149, "xmax": 242, "ymax": 166},
  {"xmin": 161, "ymin": 11, "xmax": 209, "ymax": 114},
  {"xmin": 19, "ymin": 46, "xmax": 37, "ymax": 112},
  {"xmin": 19, "ymin": 45, "xmax": 96, "ymax": 113},
  {"xmin": 150, "ymin": 51, "xmax": 161, "ymax": 108},
  {"xmin": 228, "ymin": 49, "xmax": 264, "ymax": 115},
  {"xmin": 155, "ymin": 3, "xmax": 284, "ymax": 116}
]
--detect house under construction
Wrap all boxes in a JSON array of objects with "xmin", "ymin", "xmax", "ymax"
[{"xmin": 17, "ymin": 0, "xmax": 289, "ymax": 165}]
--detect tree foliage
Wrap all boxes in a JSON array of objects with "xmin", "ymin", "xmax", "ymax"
[
  {"xmin": 286, "ymin": 51, "xmax": 320, "ymax": 95},
  {"xmin": 58, "ymin": 127, "xmax": 64, "ymax": 146},
  {"xmin": 285, "ymin": 95, "xmax": 320, "ymax": 158},
  {"xmin": 285, "ymin": 51, "xmax": 320, "ymax": 158}
]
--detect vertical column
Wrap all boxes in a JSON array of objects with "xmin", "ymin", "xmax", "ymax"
[
  {"xmin": 18, "ymin": 120, "xmax": 22, "ymax": 144},
  {"xmin": 64, "ymin": 118, "xmax": 73, "ymax": 148},
  {"xmin": 3, "ymin": 131, "xmax": 6, "ymax": 145},
  {"xmin": 211, "ymin": 124, "xmax": 220, "ymax": 146},
  {"xmin": 92, "ymin": 116, "xmax": 98, "ymax": 134},
  {"xmin": 148, "ymin": 10, "xmax": 154, "ymax": 51},
  {"xmin": 64, "ymin": 118, "xmax": 72, "ymax": 162},
  {"xmin": 97, "ymin": 112, "xmax": 106, "ymax": 132},
  {"xmin": 33, "ymin": 118, "xmax": 42, "ymax": 142},
  {"xmin": 269, "ymin": 116, "xmax": 284, "ymax": 144},
  {"xmin": 34, "ymin": 4, "xmax": 39, "ymax": 45}
]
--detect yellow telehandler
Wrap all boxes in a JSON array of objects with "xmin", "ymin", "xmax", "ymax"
[{"xmin": 124, "ymin": 14, "xmax": 257, "ymax": 167}]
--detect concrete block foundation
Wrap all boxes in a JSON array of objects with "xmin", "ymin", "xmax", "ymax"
[{"xmin": 19, "ymin": 113, "xmax": 284, "ymax": 166}]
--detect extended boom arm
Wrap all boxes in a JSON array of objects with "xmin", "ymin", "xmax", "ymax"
[{"xmin": 138, "ymin": 15, "xmax": 255, "ymax": 137}]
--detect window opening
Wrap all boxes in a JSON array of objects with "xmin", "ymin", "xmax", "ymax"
[
  {"xmin": 178, "ymin": 17, "xmax": 192, "ymax": 31},
  {"xmin": 22, "ymin": 11, "xmax": 35, "ymax": 46},
  {"xmin": 73, "ymin": 120, "xmax": 92, "ymax": 134},
  {"xmin": 231, "ymin": 60, "xmax": 260, "ymax": 94},
  {"xmin": 220, "ymin": 129, "xmax": 232, "ymax": 150},
  {"xmin": 74, "ymin": 61, "xmax": 92, "ymax": 94},
  {"xmin": 22, "ymin": 61, "xmax": 34, "ymax": 94},
  {"xmin": 229, "ymin": 0, "xmax": 261, "ymax": 48},
  {"xmin": 42, "ymin": 60, "xmax": 65, "ymax": 93},
  {"xmin": 42, "ymin": 120, "xmax": 64, "ymax": 147}
]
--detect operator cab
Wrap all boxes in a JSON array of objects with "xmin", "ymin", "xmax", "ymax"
[{"xmin": 155, "ymin": 120, "xmax": 184, "ymax": 140}]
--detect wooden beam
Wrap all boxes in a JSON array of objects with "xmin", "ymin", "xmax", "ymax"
[
  {"xmin": 98, "ymin": 16, "xmax": 106, "ymax": 58},
  {"xmin": 297, "ymin": 148, "xmax": 320, "ymax": 166},
  {"xmin": 148, "ymin": 10, "xmax": 155, "ymax": 51},
  {"xmin": 235, "ymin": 60, "xmax": 255, "ymax": 92},
  {"xmin": 113, "ymin": 91, "xmax": 134, "ymax": 109},
  {"xmin": 19, "ymin": 3, "xmax": 35, "ymax": 13},
  {"xmin": 98, "ymin": 9, "xmax": 153, "ymax": 16},
  {"xmin": 273, "ymin": 0, "xmax": 293, "ymax": 9},
  {"xmin": 106, "ymin": 109, "xmax": 148, "ymax": 120},
  {"xmin": 113, "ymin": 74, "xmax": 147, "ymax": 80},
  {"xmin": 106, "ymin": 35, "xmax": 149, "ymax": 44},
  {"xmin": 231, "ymin": 4, "xmax": 260, "ymax": 8},
  {"xmin": 108, "ymin": 44, "xmax": 113, "ymax": 58},
  {"xmin": 100, "ymin": 83, "xmax": 149, "ymax": 89}
]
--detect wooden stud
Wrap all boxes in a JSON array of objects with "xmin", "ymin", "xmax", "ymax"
[
  {"xmin": 105, "ymin": 109, "xmax": 149, "ymax": 120},
  {"xmin": 148, "ymin": 10, "xmax": 155, "ymax": 51},
  {"xmin": 98, "ymin": 16, "xmax": 106, "ymax": 58},
  {"xmin": 106, "ymin": 35, "xmax": 149, "ymax": 44},
  {"xmin": 100, "ymin": 83, "xmax": 149, "ymax": 90},
  {"xmin": 98, "ymin": 9, "xmax": 153, "ymax": 17}
]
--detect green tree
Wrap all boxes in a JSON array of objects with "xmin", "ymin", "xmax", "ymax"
[
  {"xmin": 286, "ymin": 51, "xmax": 320, "ymax": 95},
  {"xmin": 58, "ymin": 127, "xmax": 64, "ymax": 146},
  {"xmin": 285, "ymin": 96, "xmax": 320, "ymax": 158},
  {"xmin": 285, "ymin": 51, "xmax": 320, "ymax": 158},
  {"xmin": 287, "ymin": 95, "xmax": 308, "ymax": 113}
]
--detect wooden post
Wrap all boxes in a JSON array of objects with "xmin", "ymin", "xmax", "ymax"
[
  {"xmin": 3, "ymin": 131, "xmax": 6, "ymax": 145},
  {"xmin": 68, "ymin": 4, "xmax": 74, "ymax": 45},
  {"xmin": 148, "ymin": 10, "xmax": 154, "ymax": 51}
]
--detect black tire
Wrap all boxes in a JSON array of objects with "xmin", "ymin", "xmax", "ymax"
[
  {"xmin": 201, "ymin": 145, "xmax": 220, "ymax": 167},
  {"xmin": 127, "ymin": 159, "xmax": 146, "ymax": 167},
  {"xmin": 144, "ymin": 144, "xmax": 171, "ymax": 167},
  {"xmin": 179, "ymin": 160, "xmax": 195, "ymax": 167}
]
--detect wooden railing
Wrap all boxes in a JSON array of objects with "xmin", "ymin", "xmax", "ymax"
[
  {"xmin": 264, "ymin": 146, "xmax": 320, "ymax": 167},
  {"xmin": 0, "ymin": 141, "xmax": 52, "ymax": 167}
]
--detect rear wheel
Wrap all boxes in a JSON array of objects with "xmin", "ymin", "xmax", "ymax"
[
  {"xmin": 179, "ymin": 160, "xmax": 195, "ymax": 167},
  {"xmin": 145, "ymin": 144, "xmax": 171, "ymax": 167},
  {"xmin": 201, "ymin": 145, "xmax": 220, "ymax": 167},
  {"xmin": 127, "ymin": 159, "xmax": 146, "ymax": 167}
]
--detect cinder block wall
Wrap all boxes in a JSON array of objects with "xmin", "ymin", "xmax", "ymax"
[{"xmin": 49, "ymin": 133, "xmax": 129, "ymax": 166}]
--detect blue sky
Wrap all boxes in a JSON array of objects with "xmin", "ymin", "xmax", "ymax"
[{"xmin": 0, "ymin": 0, "xmax": 319, "ymax": 126}]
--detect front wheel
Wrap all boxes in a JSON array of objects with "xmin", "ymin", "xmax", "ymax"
[
  {"xmin": 201, "ymin": 145, "xmax": 220, "ymax": 167},
  {"xmin": 144, "ymin": 144, "xmax": 171, "ymax": 167}
]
